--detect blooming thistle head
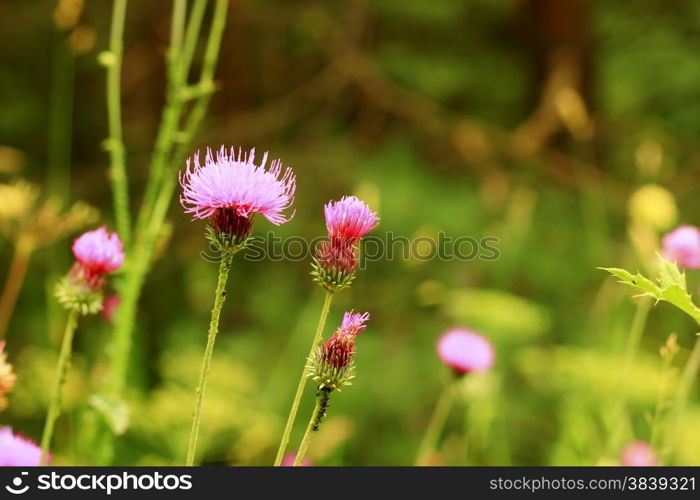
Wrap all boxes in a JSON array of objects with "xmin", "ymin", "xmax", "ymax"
[
  {"xmin": 0, "ymin": 342, "xmax": 17, "ymax": 411},
  {"xmin": 180, "ymin": 146, "xmax": 296, "ymax": 253},
  {"xmin": 437, "ymin": 328, "xmax": 494, "ymax": 376},
  {"xmin": 662, "ymin": 225, "xmax": 700, "ymax": 269},
  {"xmin": 620, "ymin": 441, "xmax": 658, "ymax": 466},
  {"xmin": 55, "ymin": 227, "xmax": 124, "ymax": 315},
  {"xmin": 312, "ymin": 197, "xmax": 378, "ymax": 293},
  {"xmin": 0, "ymin": 427, "xmax": 44, "ymax": 466},
  {"xmin": 307, "ymin": 311, "xmax": 370, "ymax": 391}
]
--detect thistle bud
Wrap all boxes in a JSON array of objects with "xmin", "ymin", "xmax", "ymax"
[
  {"xmin": 307, "ymin": 311, "xmax": 369, "ymax": 391},
  {"xmin": 311, "ymin": 197, "xmax": 378, "ymax": 293},
  {"xmin": 311, "ymin": 240, "xmax": 358, "ymax": 292},
  {"xmin": 55, "ymin": 227, "xmax": 124, "ymax": 315},
  {"xmin": 206, "ymin": 209, "xmax": 255, "ymax": 253}
]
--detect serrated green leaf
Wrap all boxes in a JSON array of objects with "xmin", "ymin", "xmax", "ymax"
[
  {"xmin": 658, "ymin": 284, "xmax": 700, "ymax": 324},
  {"xmin": 658, "ymin": 256, "xmax": 687, "ymax": 290},
  {"xmin": 601, "ymin": 265, "xmax": 700, "ymax": 325},
  {"xmin": 599, "ymin": 267, "xmax": 659, "ymax": 296}
]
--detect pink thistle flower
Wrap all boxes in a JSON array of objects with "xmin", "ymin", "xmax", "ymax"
[
  {"xmin": 281, "ymin": 453, "xmax": 312, "ymax": 467},
  {"xmin": 437, "ymin": 328, "xmax": 494, "ymax": 375},
  {"xmin": 101, "ymin": 294, "xmax": 121, "ymax": 324},
  {"xmin": 320, "ymin": 311, "xmax": 369, "ymax": 370},
  {"xmin": 324, "ymin": 196, "xmax": 379, "ymax": 244},
  {"xmin": 339, "ymin": 311, "xmax": 370, "ymax": 336},
  {"xmin": 180, "ymin": 146, "xmax": 296, "ymax": 230},
  {"xmin": 309, "ymin": 311, "xmax": 369, "ymax": 389},
  {"xmin": 0, "ymin": 427, "xmax": 44, "ymax": 466},
  {"xmin": 621, "ymin": 441, "xmax": 658, "ymax": 466},
  {"xmin": 662, "ymin": 225, "xmax": 700, "ymax": 269},
  {"xmin": 71, "ymin": 227, "xmax": 125, "ymax": 289},
  {"xmin": 0, "ymin": 342, "xmax": 16, "ymax": 411}
]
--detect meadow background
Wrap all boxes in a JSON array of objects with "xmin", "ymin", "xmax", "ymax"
[{"xmin": 2, "ymin": 0, "xmax": 700, "ymax": 465}]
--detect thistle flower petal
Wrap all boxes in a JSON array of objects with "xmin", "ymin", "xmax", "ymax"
[
  {"xmin": 0, "ymin": 427, "xmax": 43, "ymax": 466},
  {"xmin": 71, "ymin": 227, "xmax": 125, "ymax": 275},
  {"xmin": 180, "ymin": 146, "xmax": 296, "ymax": 226},
  {"xmin": 324, "ymin": 196, "xmax": 379, "ymax": 243}
]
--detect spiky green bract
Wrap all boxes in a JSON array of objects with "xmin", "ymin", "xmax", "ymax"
[
  {"xmin": 306, "ymin": 344, "xmax": 356, "ymax": 391},
  {"xmin": 205, "ymin": 224, "xmax": 250, "ymax": 256},
  {"xmin": 54, "ymin": 275, "xmax": 103, "ymax": 316},
  {"xmin": 310, "ymin": 258, "xmax": 355, "ymax": 293}
]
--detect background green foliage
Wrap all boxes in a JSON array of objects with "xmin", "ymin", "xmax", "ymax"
[{"xmin": 2, "ymin": 0, "xmax": 700, "ymax": 465}]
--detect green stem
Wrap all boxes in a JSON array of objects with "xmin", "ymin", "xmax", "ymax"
[
  {"xmin": 106, "ymin": 0, "xmax": 131, "ymax": 248},
  {"xmin": 0, "ymin": 244, "xmax": 31, "ymax": 340},
  {"xmin": 97, "ymin": 0, "xmax": 229, "ymax": 464},
  {"xmin": 186, "ymin": 253, "xmax": 233, "ymax": 466},
  {"xmin": 665, "ymin": 335, "xmax": 700, "ymax": 455},
  {"xmin": 40, "ymin": 308, "xmax": 79, "ymax": 465},
  {"xmin": 415, "ymin": 380, "xmax": 456, "ymax": 466},
  {"xmin": 47, "ymin": 33, "xmax": 75, "ymax": 201},
  {"xmin": 294, "ymin": 388, "xmax": 332, "ymax": 466},
  {"xmin": 274, "ymin": 291, "xmax": 333, "ymax": 466},
  {"xmin": 604, "ymin": 297, "xmax": 651, "ymax": 457},
  {"xmin": 134, "ymin": 0, "xmax": 209, "ymax": 237},
  {"xmin": 650, "ymin": 345, "xmax": 676, "ymax": 451}
]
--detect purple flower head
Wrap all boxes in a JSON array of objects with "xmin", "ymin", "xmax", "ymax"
[
  {"xmin": 321, "ymin": 311, "xmax": 370, "ymax": 370},
  {"xmin": 437, "ymin": 328, "xmax": 494, "ymax": 375},
  {"xmin": 324, "ymin": 196, "xmax": 379, "ymax": 244},
  {"xmin": 180, "ymin": 146, "xmax": 296, "ymax": 226},
  {"xmin": 72, "ymin": 227, "xmax": 125, "ymax": 275},
  {"xmin": 339, "ymin": 311, "xmax": 370, "ymax": 336},
  {"xmin": 621, "ymin": 441, "xmax": 658, "ymax": 466},
  {"xmin": 662, "ymin": 225, "xmax": 700, "ymax": 269},
  {"xmin": 0, "ymin": 427, "xmax": 43, "ymax": 466}
]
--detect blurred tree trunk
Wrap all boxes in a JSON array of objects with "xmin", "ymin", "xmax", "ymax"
[{"xmin": 515, "ymin": 0, "xmax": 595, "ymax": 156}]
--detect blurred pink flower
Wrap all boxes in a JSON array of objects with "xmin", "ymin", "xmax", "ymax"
[
  {"xmin": 72, "ymin": 227, "xmax": 125, "ymax": 275},
  {"xmin": 101, "ymin": 294, "xmax": 121, "ymax": 324},
  {"xmin": 324, "ymin": 196, "xmax": 379, "ymax": 244},
  {"xmin": 0, "ymin": 342, "xmax": 16, "ymax": 411},
  {"xmin": 281, "ymin": 452, "xmax": 312, "ymax": 466},
  {"xmin": 621, "ymin": 441, "xmax": 658, "ymax": 466},
  {"xmin": 180, "ymin": 146, "xmax": 296, "ymax": 226},
  {"xmin": 662, "ymin": 225, "xmax": 700, "ymax": 269},
  {"xmin": 437, "ymin": 328, "xmax": 494, "ymax": 375},
  {"xmin": 0, "ymin": 427, "xmax": 43, "ymax": 466}
]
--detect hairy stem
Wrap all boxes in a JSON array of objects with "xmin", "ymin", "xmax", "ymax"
[
  {"xmin": 40, "ymin": 308, "xmax": 79, "ymax": 465},
  {"xmin": 415, "ymin": 380, "xmax": 456, "ymax": 466},
  {"xmin": 98, "ymin": 0, "xmax": 229, "ymax": 463},
  {"xmin": 105, "ymin": 0, "xmax": 131, "ymax": 247},
  {"xmin": 186, "ymin": 253, "xmax": 233, "ymax": 466},
  {"xmin": 294, "ymin": 388, "xmax": 332, "ymax": 466},
  {"xmin": 604, "ymin": 297, "xmax": 651, "ymax": 457},
  {"xmin": 0, "ymin": 244, "xmax": 31, "ymax": 340},
  {"xmin": 665, "ymin": 335, "xmax": 700, "ymax": 457},
  {"xmin": 274, "ymin": 291, "xmax": 333, "ymax": 466}
]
